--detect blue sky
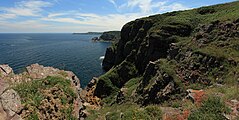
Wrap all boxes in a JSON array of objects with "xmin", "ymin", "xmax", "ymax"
[{"xmin": 0, "ymin": 0, "xmax": 235, "ymax": 33}]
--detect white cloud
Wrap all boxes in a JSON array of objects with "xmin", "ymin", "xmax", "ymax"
[
  {"xmin": 108, "ymin": 0, "xmax": 118, "ymax": 8},
  {"xmin": 159, "ymin": 3, "xmax": 190, "ymax": 12},
  {"xmin": 41, "ymin": 12, "xmax": 146, "ymax": 31},
  {"xmin": 0, "ymin": 0, "xmax": 52, "ymax": 17},
  {"xmin": 0, "ymin": 0, "xmax": 190, "ymax": 32},
  {"xmin": 117, "ymin": 0, "xmax": 189, "ymax": 14},
  {"xmin": 0, "ymin": 20, "xmax": 50, "ymax": 32},
  {"xmin": 0, "ymin": 13, "xmax": 17, "ymax": 20}
]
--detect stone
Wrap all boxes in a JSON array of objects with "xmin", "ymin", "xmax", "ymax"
[
  {"xmin": 11, "ymin": 114, "xmax": 23, "ymax": 120},
  {"xmin": 0, "ymin": 89, "xmax": 22, "ymax": 116},
  {"xmin": 0, "ymin": 78, "xmax": 9, "ymax": 95},
  {"xmin": 186, "ymin": 89, "xmax": 206, "ymax": 104},
  {"xmin": 0, "ymin": 64, "xmax": 13, "ymax": 77},
  {"xmin": 0, "ymin": 103, "xmax": 8, "ymax": 120}
]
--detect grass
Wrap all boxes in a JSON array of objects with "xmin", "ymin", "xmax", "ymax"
[
  {"xmin": 86, "ymin": 103, "xmax": 162, "ymax": 120},
  {"xmin": 124, "ymin": 77, "xmax": 141, "ymax": 97},
  {"xmin": 188, "ymin": 96, "xmax": 230, "ymax": 120},
  {"xmin": 13, "ymin": 76, "xmax": 77, "ymax": 120}
]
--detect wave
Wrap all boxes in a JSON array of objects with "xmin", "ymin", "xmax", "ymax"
[{"xmin": 99, "ymin": 56, "xmax": 105, "ymax": 60}]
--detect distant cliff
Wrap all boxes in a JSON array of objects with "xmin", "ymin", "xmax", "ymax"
[
  {"xmin": 92, "ymin": 31, "xmax": 120, "ymax": 42},
  {"xmin": 85, "ymin": 1, "xmax": 239, "ymax": 119}
]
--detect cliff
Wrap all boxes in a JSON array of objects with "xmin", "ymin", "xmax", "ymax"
[
  {"xmin": 92, "ymin": 31, "xmax": 120, "ymax": 42},
  {"xmin": 86, "ymin": 1, "xmax": 239, "ymax": 120}
]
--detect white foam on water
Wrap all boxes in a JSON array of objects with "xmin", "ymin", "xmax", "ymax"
[{"xmin": 99, "ymin": 56, "xmax": 105, "ymax": 60}]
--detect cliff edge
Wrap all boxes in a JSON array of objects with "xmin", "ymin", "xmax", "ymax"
[{"xmin": 0, "ymin": 64, "xmax": 83, "ymax": 120}]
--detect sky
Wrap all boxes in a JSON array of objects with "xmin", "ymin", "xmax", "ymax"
[{"xmin": 0, "ymin": 0, "xmax": 236, "ymax": 33}]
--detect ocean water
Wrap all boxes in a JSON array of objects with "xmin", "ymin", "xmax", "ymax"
[{"xmin": 0, "ymin": 33, "xmax": 111, "ymax": 87}]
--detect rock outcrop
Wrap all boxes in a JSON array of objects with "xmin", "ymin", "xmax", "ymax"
[
  {"xmin": 91, "ymin": 31, "xmax": 120, "ymax": 42},
  {"xmin": 0, "ymin": 65, "xmax": 23, "ymax": 120},
  {"xmin": 0, "ymin": 64, "xmax": 83, "ymax": 120}
]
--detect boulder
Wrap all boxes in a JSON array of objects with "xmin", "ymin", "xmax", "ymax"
[
  {"xmin": 0, "ymin": 64, "xmax": 13, "ymax": 77},
  {"xmin": 26, "ymin": 63, "xmax": 81, "ymax": 91},
  {"xmin": 186, "ymin": 89, "xmax": 206, "ymax": 104},
  {"xmin": 0, "ymin": 78, "xmax": 9, "ymax": 95},
  {"xmin": 0, "ymin": 102, "xmax": 8, "ymax": 120},
  {"xmin": 0, "ymin": 89, "xmax": 22, "ymax": 116}
]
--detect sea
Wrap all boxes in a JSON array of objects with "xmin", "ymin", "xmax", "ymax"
[{"xmin": 0, "ymin": 33, "xmax": 111, "ymax": 87}]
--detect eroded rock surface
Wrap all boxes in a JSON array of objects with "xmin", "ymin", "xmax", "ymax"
[{"xmin": 0, "ymin": 64, "xmax": 84, "ymax": 120}]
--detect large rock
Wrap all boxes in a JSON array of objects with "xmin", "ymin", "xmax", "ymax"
[
  {"xmin": 0, "ymin": 89, "xmax": 22, "ymax": 117},
  {"xmin": 136, "ymin": 60, "xmax": 182, "ymax": 105},
  {"xmin": 0, "ymin": 78, "xmax": 9, "ymax": 95},
  {"xmin": 99, "ymin": 31, "xmax": 120, "ymax": 41},
  {"xmin": 186, "ymin": 89, "xmax": 206, "ymax": 104},
  {"xmin": 102, "ymin": 47, "xmax": 116, "ymax": 71},
  {"xmin": 0, "ymin": 64, "xmax": 13, "ymax": 77},
  {"xmin": 26, "ymin": 64, "xmax": 81, "ymax": 91},
  {"xmin": 0, "ymin": 102, "xmax": 8, "ymax": 120}
]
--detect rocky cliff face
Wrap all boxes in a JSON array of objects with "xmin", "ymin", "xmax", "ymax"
[
  {"xmin": 92, "ymin": 31, "xmax": 120, "ymax": 42},
  {"xmin": 85, "ymin": 1, "xmax": 239, "ymax": 119},
  {"xmin": 0, "ymin": 64, "xmax": 83, "ymax": 120}
]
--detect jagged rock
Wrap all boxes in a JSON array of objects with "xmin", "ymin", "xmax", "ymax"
[
  {"xmin": 0, "ymin": 78, "xmax": 9, "ymax": 95},
  {"xmin": 0, "ymin": 102, "xmax": 8, "ymax": 120},
  {"xmin": 102, "ymin": 47, "xmax": 116, "ymax": 71},
  {"xmin": 0, "ymin": 64, "xmax": 82, "ymax": 119},
  {"xmin": 26, "ymin": 63, "xmax": 81, "ymax": 91},
  {"xmin": 0, "ymin": 89, "xmax": 22, "ymax": 116},
  {"xmin": 225, "ymin": 99, "xmax": 239, "ymax": 119},
  {"xmin": 0, "ymin": 64, "xmax": 13, "ymax": 77},
  {"xmin": 99, "ymin": 31, "xmax": 120, "ymax": 41},
  {"xmin": 186, "ymin": 89, "xmax": 206, "ymax": 104},
  {"xmin": 116, "ymin": 88, "xmax": 126, "ymax": 104},
  {"xmin": 91, "ymin": 37, "xmax": 99, "ymax": 41},
  {"xmin": 11, "ymin": 114, "xmax": 23, "ymax": 120},
  {"xmin": 136, "ymin": 60, "xmax": 182, "ymax": 105},
  {"xmin": 161, "ymin": 107, "xmax": 190, "ymax": 120}
]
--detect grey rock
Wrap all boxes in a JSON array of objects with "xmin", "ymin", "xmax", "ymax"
[
  {"xmin": 0, "ymin": 89, "xmax": 22, "ymax": 116},
  {"xmin": 0, "ymin": 64, "xmax": 13, "ymax": 77},
  {"xmin": 0, "ymin": 78, "xmax": 9, "ymax": 95}
]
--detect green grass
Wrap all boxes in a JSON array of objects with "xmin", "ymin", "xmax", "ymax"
[
  {"xmin": 86, "ymin": 103, "xmax": 162, "ymax": 120},
  {"xmin": 124, "ymin": 77, "xmax": 141, "ymax": 97},
  {"xmin": 188, "ymin": 96, "xmax": 230, "ymax": 120}
]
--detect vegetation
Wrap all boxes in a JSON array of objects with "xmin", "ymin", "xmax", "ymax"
[
  {"xmin": 188, "ymin": 96, "xmax": 230, "ymax": 120},
  {"xmin": 13, "ymin": 76, "xmax": 77, "ymax": 120},
  {"xmin": 86, "ymin": 103, "xmax": 162, "ymax": 120}
]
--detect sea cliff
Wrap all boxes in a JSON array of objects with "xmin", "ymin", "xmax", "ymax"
[{"xmin": 86, "ymin": 1, "xmax": 239, "ymax": 120}]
